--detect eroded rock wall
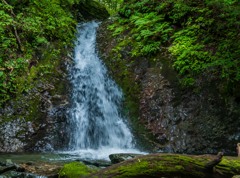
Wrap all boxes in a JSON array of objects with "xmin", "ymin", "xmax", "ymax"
[
  {"xmin": 0, "ymin": 1, "xmax": 110, "ymax": 153},
  {"xmin": 97, "ymin": 20, "xmax": 240, "ymax": 155},
  {"xmin": 0, "ymin": 59, "xmax": 70, "ymax": 152}
]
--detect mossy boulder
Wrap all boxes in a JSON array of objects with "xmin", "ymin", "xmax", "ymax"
[
  {"xmin": 109, "ymin": 153, "xmax": 143, "ymax": 164},
  {"xmin": 59, "ymin": 162, "xmax": 95, "ymax": 178}
]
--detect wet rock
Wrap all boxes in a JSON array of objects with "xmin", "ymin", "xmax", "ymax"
[
  {"xmin": 0, "ymin": 1, "xmax": 110, "ymax": 153},
  {"xmin": 74, "ymin": 1, "xmax": 109, "ymax": 21},
  {"xmin": 20, "ymin": 162, "xmax": 62, "ymax": 177},
  {"xmin": 97, "ymin": 20, "xmax": 240, "ymax": 155},
  {"xmin": 109, "ymin": 153, "xmax": 143, "ymax": 164},
  {"xmin": 0, "ymin": 158, "xmax": 61, "ymax": 177},
  {"xmin": 82, "ymin": 160, "xmax": 112, "ymax": 168},
  {"xmin": 0, "ymin": 165, "xmax": 16, "ymax": 174},
  {"xmin": 26, "ymin": 162, "xmax": 34, "ymax": 166},
  {"xmin": 0, "ymin": 57, "xmax": 71, "ymax": 152},
  {"xmin": 1, "ymin": 171, "xmax": 47, "ymax": 178},
  {"xmin": 233, "ymin": 175, "xmax": 240, "ymax": 178}
]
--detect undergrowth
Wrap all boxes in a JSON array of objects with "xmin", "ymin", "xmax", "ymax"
[{"xmin": 109, "ymin": 0, "xmax": 240, "ymax": 93}]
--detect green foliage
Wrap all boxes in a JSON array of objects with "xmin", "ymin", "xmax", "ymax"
[
  {"xmin": 59, "ymin": 162, "xmax": 94, "ymax": 178},
  {"xmin": 98, "ymin": 0, "xmax": 123, "ymax": 13},
  {"xmin": 114, "ymin": 26, "xmax": 125, "ymax": 36},
  {"xmin": 111, "ymin": 0, "xmax": 240, "ymax": 93},
  {"xmin": 0, "ymin": 0, "xmax": 80, "ymax": 106},
  {"xmin": 130, "ymin": 12, "xmax": 172, "ymax": 55}
]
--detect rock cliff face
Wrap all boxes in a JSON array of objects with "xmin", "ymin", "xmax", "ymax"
[
  {"xmin": 0, "ymin": 1, "xmax": 109, "ymax": 152},
  {"xmin": 0, "ymin": 58, "xmax": 70, "ymax": 152},
  {"xmin": 138, "ymin": 60, "xmax": 240, "ymax": 154},
  {"xmin": 97, "ymin": 20, "xmax": 240, "ymax": 155}
]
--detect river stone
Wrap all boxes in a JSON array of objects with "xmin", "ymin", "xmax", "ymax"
[
  {"xmin": 0, "ymin": 165, "xmax": 16, "ymax": 174},
  {"xmin": 20, "ymin": 162, "xmax": 62, "ymax": 177},
  {"xmin": 109, "ymin": 153, "xmax": 143, "ymax": 164},
  {"xmin": 81, "ymin": 160, "xmax": 112, "ymax": 168},
  {"xmin": 1, "ymin": 170, "xmax": 46, "ymax": 178},
  {"xmin": 0, "ymin": 162, "xmax": 6, "ymax": 166}
]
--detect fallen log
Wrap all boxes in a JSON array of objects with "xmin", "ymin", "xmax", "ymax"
[{"xmin": 89, "ymin": 153, "xmax": 240, "ymax": 178}]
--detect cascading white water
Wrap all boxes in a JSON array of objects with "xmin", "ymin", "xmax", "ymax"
[{"xmin": 67, "ymin": 21, "xmax": 139, "ymax": 160}]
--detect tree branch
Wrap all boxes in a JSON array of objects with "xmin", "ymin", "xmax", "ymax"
[{"xmin": 1, "ymin": 0, "xmax": 23, "ymax": 52}]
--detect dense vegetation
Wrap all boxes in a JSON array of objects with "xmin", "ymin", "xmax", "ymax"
[
  {"xmin": 0, "ymin": 0, "xmax": 119, "ymax": 107},
  {"xmin": 1, "ymin": 0, "xmax": 239, "ymax": 105},
  {"xmin": 110, "ymin": 0, "xmax": 240, "ymax": 94},
  {"xmin": 98, "ymin": 0, "xmax": 123, "ymax": 12},
  {"xmin": 0, "ymin": 0, "xmax": 79, "ymax": 106}
]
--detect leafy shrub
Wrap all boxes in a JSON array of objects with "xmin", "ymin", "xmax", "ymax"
[
  {"xmin": 110, "ymin": 0, "xmax": 240, "ymax": 93},
  {"xmin": 0, "ymin": 0, "xmax": 79, "ymax": 106}
]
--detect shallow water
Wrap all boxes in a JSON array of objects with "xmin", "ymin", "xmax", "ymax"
[
  {"xmin": 0, "ymin": 149, "xmax": 146, "ymax": 165},
  {"xmin": 0, "ymin": 153, "xmax": 74, "ymax": 164}
]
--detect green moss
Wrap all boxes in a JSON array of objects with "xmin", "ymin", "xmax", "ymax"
[
  {"xmin": 101, "ymin": 154, "xmax": 208, "ymax": 177},
  {"xmin": 105, "ymin": 161, "xmax": 150, "ymax": 178},
  {"xmin": 59, "ymin": 162, "xmax": 94, "ymax": 178},
  {"xmin": 216, "ymin": 157, "xmax": 240, "ymax": 174},
  {"xmin": 91, "ymin": 154, "xmax": 240, "ymax": 177}
]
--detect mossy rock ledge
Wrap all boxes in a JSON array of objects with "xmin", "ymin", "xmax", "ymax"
[
  {"xmin": 89, "ymin": 153, "xmax": 240, "ymax": 178},
  {"xmin": 109, "ymin": 153, "xmax": 143, "ymax": 164},
  {"xmin": 0, "ymin": 1, "xmax": 110, "ymax": 152},
  {"xmin": 96, "ymin": 19, "xmax": 240, "ymax": 154},
  {"xmin": 0, "ymin": 57, "xmax": 71, "ymax": 152}
]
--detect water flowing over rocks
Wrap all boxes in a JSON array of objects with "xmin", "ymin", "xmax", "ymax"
[
  {"xmin": 0, "ymin": 1, "xmax": 109, "ymax": 153},
  {"xmin": 66, "ymin": 21, "xmax": 142, "ymax": 160},
  {"xmin": 97, "ymin": 20, "xmax": 240, "ymax": 155}
]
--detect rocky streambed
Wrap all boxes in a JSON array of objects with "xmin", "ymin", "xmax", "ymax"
[
  {"xmin": 0, "ymin": 153, "xmax": 67, "ymax": 177},
  {"xmin": 1, "ymin": 152, "xmax": 240, "ymax": 178},
  {"xmin": 0, "ymin": 153, "xmax": 141, "ymax": 177}
]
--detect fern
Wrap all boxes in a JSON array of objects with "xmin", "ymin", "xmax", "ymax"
[{"xmin": 113, "ymin": 0, "xmax": 240, "ymax": 91}]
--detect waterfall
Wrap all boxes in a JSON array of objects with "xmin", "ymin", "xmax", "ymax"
[{"xmin": 67, "ymin": 21, "xmax": 138, "ymax": 160}]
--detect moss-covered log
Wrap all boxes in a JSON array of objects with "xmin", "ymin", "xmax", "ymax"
[{"xmin": 89, "ymin": 153, "xmax": 240, "ymax": 178}]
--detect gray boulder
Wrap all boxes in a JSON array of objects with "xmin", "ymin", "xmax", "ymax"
[{"xmin": 109, "ymin": 153, "xmax": 143, "ymax": 164}]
